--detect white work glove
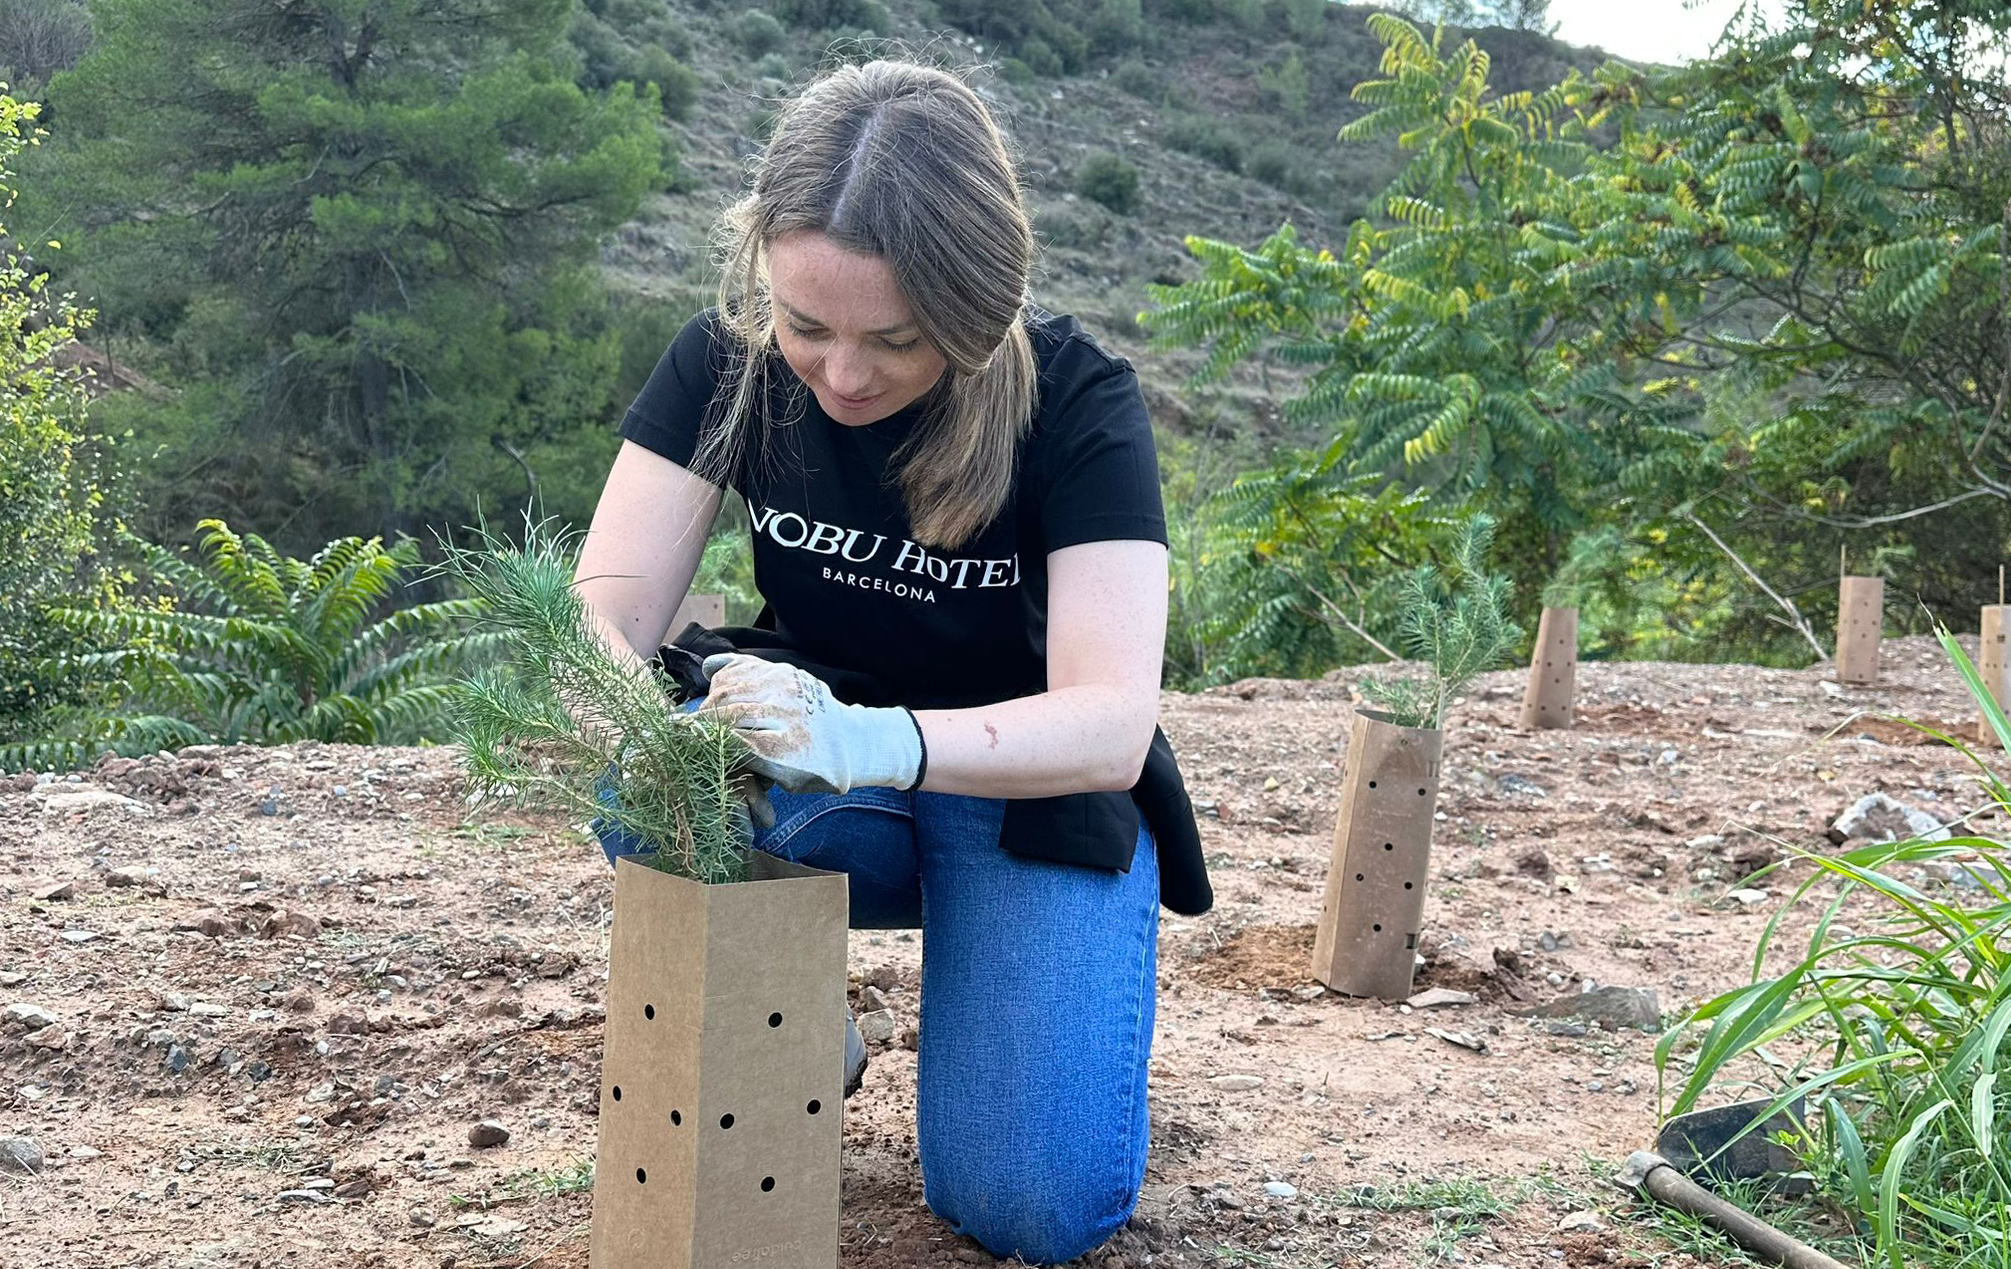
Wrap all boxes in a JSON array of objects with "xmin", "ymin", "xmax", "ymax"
[{"xmin": 699, "ymin": 654, "xmax": 925, "ymax": 795}]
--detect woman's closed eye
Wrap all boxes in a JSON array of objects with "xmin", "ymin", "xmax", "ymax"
[{"xmin": 785, "ymin": 320, "xmax": 920, "ymax": 353}]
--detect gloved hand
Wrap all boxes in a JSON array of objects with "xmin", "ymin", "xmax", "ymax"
[{"xmin": 699, "ymin": 653, "xmax": 925, "ymax": 795}]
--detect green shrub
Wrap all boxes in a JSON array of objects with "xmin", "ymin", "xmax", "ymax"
[
  {"xmin": 1111, "ymin": 58, "xmax": 1161, "ymax": 100},
  {"xmin": 1, "ymin": 520, "xmax": 501, "ymax": 772},
  {"xmin": 631, "ymin": 45, "xmax": 700, "ymax": 120},
  {"xmin": 753, "ymin": 51, "xmax": 792, "ymax": 80},
  {"xmin": 0, "ymin": 92, "xmax": 128, "ymax": 744},
  {"xmin": 766, "ymin": 0, "xmax": 885, "ymax": 28},
  {"xmin": 1020, "ymin": 37, "xmax": 1064, "ymax": 78},
  {"xmin": 1247, "ymin": 142, "xmax": 1317, "ymax": 196},
  {"xmin": 731, "ymin": 8, "xmax": 787, "ymax": 55},
  {"xmin": 996, "ymin": 57, "xmax": 1035, "ymax": 86},
  {"xmin": 1164, "ymin": 114, "xmax": 1243, "ymax": 172},
  {"xmin": 1075, "ymin": 152, "xmax": 1141, "ymax": 214}
]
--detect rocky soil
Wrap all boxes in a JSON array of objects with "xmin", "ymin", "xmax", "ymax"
[{"xmin": 2, "ymin": 635, "xmax": 1996, "ymax": 1267}]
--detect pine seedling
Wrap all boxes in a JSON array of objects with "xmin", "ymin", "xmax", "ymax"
[
  {"xmin": 1358, "ymin": 515, "xmax": 1520, "ymax": 730},
  {"xmin": 433, "ymin": 515, "xmax": 753, "ymax": 885}
]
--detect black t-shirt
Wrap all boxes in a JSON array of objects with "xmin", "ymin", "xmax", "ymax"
[{"xmin": 617, "ymin": 306, "xmax": 1168, "ymax": 711}]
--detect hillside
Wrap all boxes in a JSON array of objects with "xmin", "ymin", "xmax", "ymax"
[
  {"xmin": 598, "ymin": 0, "xmax": 1606, "ymax": 444},
  {"xmin": 0, "ymin": 639, "xmax": 1988, "ymax": 1266}
]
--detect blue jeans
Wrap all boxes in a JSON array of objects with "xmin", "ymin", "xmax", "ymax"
[{"xmin": 594, "ymin": 778, "xmax": 1160, "ymax": 1265}]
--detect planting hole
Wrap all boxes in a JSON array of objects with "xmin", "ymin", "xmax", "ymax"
[
  {"xmin": 670, "ymin": 1110, "xmax": 682, "ymax": 1127},
  {"xmin": 761, "ymin": 1176, "xmax": 776, "ymax": 1192},
  {"xmin": 720, "ymin": 1113, "xmax": 735, "ymax": 1130},
  {"xmin": 644, "ymin": 1004, "xmax": 655, "ymax": 1021},
  {"xmin": 768, "ymin": 1012, "xmax": 783, "ymax": 1028},
  {"xmin": 611, "ymin": 1085, "xmax": 622, "ymax": 1102},
  {"xmin": 636, "ymin": 1168, "xmax": 647, "ymax": 1184},
  {"xmin": 806, "ymin": 1100, "xmax": 821, "ymax": 1115}
]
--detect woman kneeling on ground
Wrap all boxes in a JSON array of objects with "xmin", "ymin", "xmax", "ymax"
[{"xmin": 575, "ymin": 58, "xmax": 1212, "ymax": 1266}]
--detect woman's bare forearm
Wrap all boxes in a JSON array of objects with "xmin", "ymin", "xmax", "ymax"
[{"xmin": 911, "ymin": 684, "xmax": 1157, "ymax": 799}]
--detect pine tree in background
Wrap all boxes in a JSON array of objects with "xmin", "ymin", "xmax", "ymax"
[{"xmin": 19, "ymin": 0, "xmax": 668, "ymax": 555}]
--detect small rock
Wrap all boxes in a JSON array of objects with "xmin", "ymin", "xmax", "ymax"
[
  {"xmin": 283, "ymin": 988, "xmax": 315, "ymax": 1013},
  {"xmin": 5, "ymin": 1002, "xmax": 60, "ymax": 1031},
  {"xmin": 1262, "ymin": 776, "xmax": 1280, "ymax": 792},
  {"xmin": 0, "ymin": 972, "xmax": 26, "ymax": 988},
  {"xmin": 1684, "ymin": 835, "xmax": 1724, "ymax": 850},
  {"xmin": 1727, "ymin": 888, "xmax": 1769, "ymax": 906},
  {"xmin": 103, "ymin": 869, "xmax": 141, "ymax": 888},
  {"xmin": 1829, "ymin": 793, "xmax": 1948, "ymax": 845},
  {"xmin": 188, "ymin": 1002, "xmax": 231, "ymax": 1018},
  {"xmin": 68, "ymin": 1145, "xmax": 101, "ymax": 1159},
  {"xmin": 275, "ymin": 1189, "xmax": 331, "ymax": 1204},
  {"xmin": 1407, "ymin": 988, "xmax": 1477, "ymax": 1009},
  {"xmin": 164, "ymin": 1043, "xmax": 192, "ymax": 1073},
  {"xmin": 26, "ymin": 1028, "xmax": 69, "ymax": 1051},
  {"xmin": 32, "ymin": 880, "xmax": 76, "ymax": 901},
  {"xmin": 1209, "ymin": 1075, "xmax": 1264, "ymax": 1092},
  {"xmin": 410, "ymin": 1209, "xmax": 437, "ymax": 1228},
  {"xmin": 1557, "ymin": 1211, "xmax": 1606, "ymax": 1233},
  {"xmin": 1520, "ymin": 986, "xmax": 1662, "ymax": 1032},
  {"xmin": 1496, "ymin": 774, "xmax": 1547, "ymax": 798},
  {"xmin": 1263, "ymin": 1181, "xmax": 1299, "ymax": 1199},
  {"xmin": 467, "ymin": 1120, "xmax": 510, "ymax": 1148},
  {"xmin": 856, "ymin": 1009, "xmax": 897, "ymax": 1044},
  {"xmin": 1425, "ymin": 1027, "xmax": 1488, "ymax": 1053},
  {"xmin": 260, "ymin": 910, "xmax": 321, "ymax": 940},
  {"xmin": 59, "ymin": 929, "xmax": 102, "ymax": 944},
  {"xmin": 858, "ymin": 985, "xmax": 891, "ymax": 1013},
  {"xmin": 333, "ymin": 1178, "xmax": 375, "ymax": 1199},
  {"xmin": 0, "ymin": 1136, "xmax": 45, "ymax": 1174},
  {"xmin": 260, "ymin": 798, "xmax": 281, "ymax": 817}
]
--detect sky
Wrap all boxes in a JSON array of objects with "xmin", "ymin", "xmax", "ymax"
[{"xmin": 1545, "ymin": 0, "xmax": 1787, "ymax": 64}]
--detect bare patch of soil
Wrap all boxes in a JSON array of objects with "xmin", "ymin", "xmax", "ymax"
[{"xmin": 1, "ymin": 636, "xmax": 1989, "ymax": 1266}]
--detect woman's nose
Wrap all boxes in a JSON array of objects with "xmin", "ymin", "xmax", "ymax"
[{"xmin": 821, "ymin": 344, "xmax": 874, "ymax": 395}]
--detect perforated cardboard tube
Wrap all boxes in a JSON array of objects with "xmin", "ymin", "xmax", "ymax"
[
  {"xmin": 1833, "ymin": 576, "xmax": 1883, "ymax": 685},
  {"xmin": 1981, "ymin": 605, "xmax": 2011, "ymax": 745},
  {"xmin": 1518, "ymin": 607, "xmax": 1579, "ymax": 730},
  {"xmin": 1311, "ymin": 708, "xmax": 1443, "ymax": 1001},
  {"xmin": 589, "ymin": 853, "xmax": 848, "ymax": 1269},
  {"xmin": 672, "ymin": 592, "xmax": 727, "ymax": 631}
]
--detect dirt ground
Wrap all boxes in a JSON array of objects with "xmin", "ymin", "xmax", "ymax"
[{"xmin": 2, "ymin": 634, "xmax": 1996, "ymax": 1268}]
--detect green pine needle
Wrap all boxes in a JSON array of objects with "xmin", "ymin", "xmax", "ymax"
[
  {"xmin": 431, "ymin": 514, "xmax": 753, "ymax": 885},
  {"xmin": 1358, "ymin": 514, "xmax": 1520, "ymax": 730}
]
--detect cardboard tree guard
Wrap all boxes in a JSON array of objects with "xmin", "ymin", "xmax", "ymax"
[
  {"xmin": 1834, "ymin": 575, "xmax": 1883, "ymax": 685},
  {"xmin": 1311, "ymin": 708, "xmax": 1444, "ymax": 1001},
  {"xmin": 1983, "ymin": 605, "xmax": 2011, "ymax": 745},
  {"xmin": 1518, "ymin": 607, "xmax": 1579, "ymax": 730},
  {"xmin": 590, "ymin": 853, "xmax": 849, "ymax": 1269},
  {"xmin": 672, "ymin": 592, "xmax": 727, "ymax": 632}
]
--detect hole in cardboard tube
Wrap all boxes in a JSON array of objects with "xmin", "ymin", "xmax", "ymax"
[
  {"xmin": 611, "ymin": 1086, "xmax": 622, "ymax": 1102},
  {"xmin": 644, "ymin": 1004, "xmax": 655, "ymax": 1021},
  {"xmin": 806, "ymin": 1100, "xmax": 821, "ymax": 1115},
  {"xmin": 761, "ymin": 1176, "xmax": 776, "ymax": 1192},
  {"xmin": 1372, "ymin": 923, "xmax": 1383, "ymax": 932},
  {"xmin": 1417, "ymin": 787, "xmax": 1427, "ymax": 796},
  {"xmin": 720, "ymin": 1113, "xmax": 735, "ymax": 1130},
  {"xmin": 1404, "ymin": 882, "xmax": 1414, "ymax": 890},
  {"xmin": 636, "ymin": 1168, "xmax": 647, "ymax": 1184},
  {"xmin": 1368, "ymin": 780, "xmax": 1377, "ymax": 788},
  {"xmin": 1354, "ymin": 873, "xmax": 1364, "ymax": 881},
  {"xmin": 1383, "ymin": 842, "xmax": 1394, "ymax": 851},
  {"xmin": 768, "ymin": 1012, "xmax": 783, "ymax": 1028},
  {"xmin": 670, "ymin": 1110, "xmax": 682, "ymax": 1126}
]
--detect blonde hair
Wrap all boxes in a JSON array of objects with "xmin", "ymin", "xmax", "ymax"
[{"xmin": 696, "ymin": 59, "xmax": 1036, "ymax": 549}]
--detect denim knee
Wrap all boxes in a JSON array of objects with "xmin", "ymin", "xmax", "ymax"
[{"xmin": 924, "ymin": 1149, "xmax": 1140, "ymax": 1265}]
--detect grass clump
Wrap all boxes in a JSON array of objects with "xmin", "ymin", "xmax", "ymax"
[
  {"xmin": 1657, "ymin": 625, "xmax": 2011, "ymax": 1269},
  {"xmin": 1357, "ymin": 514, "xmax": 1518, "ymax": 730},
  {"xmin": 432, "ymin": 515, "xmax": 753, "ymax": 885}
]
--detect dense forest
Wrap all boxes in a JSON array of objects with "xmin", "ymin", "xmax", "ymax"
[{"xmin": 2, "ymin": 0, "xmax": 2008, "ymax": 758}]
